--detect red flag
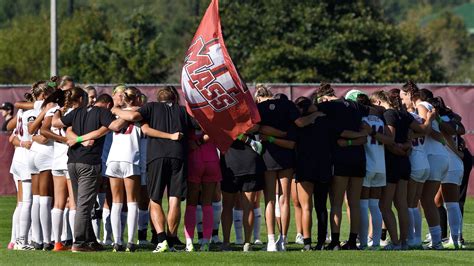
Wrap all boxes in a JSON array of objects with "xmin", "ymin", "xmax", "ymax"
[{"xmin": 181, "ymin": 0, "xmax": 260, "ymax": 152}]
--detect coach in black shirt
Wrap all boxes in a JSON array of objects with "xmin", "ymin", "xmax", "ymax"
[
  {"xmin": 111, "ymin": 86, "xmax": 191, "ymax": 252},
  {"xmin": 52, "ymin": 94, "xmax": 126, "ymax": 251}
]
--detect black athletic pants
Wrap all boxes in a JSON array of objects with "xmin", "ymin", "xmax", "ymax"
[{"xmin": 313, "ymin": 181, "xmax": 330, "ymax": 244}]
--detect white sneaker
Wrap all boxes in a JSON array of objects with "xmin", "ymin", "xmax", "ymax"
[
  {"xmin": 423, "ymin": 233, "xmax": 431, "ymax": 244},
  {"xmin": 295, "ymin": 233, "xmax": 304, "ymax": 245},
  {"xmin": 185, "ymin": 243, "xmax": 195, "ymax": 252},
  {"xmin": 254, "ymin": 239, "xmax": 263, "ymax": 245},
  {"xmin": 211, "ymin": 235, "xmax": 222, "ymax": 244},
  {"xmin": 267, "ymin": 242, "xmax": 277, "ymax": 252}
]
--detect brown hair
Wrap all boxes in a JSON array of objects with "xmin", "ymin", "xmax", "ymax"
[
  {"xmin": 371, "ymin": 90, "xmax": 401, "ymax": 110},
  {"xmin": 254, "ymin": 84, "xmax": 273, "ymax": 102},
  {"xmin": 315, "ymin": 83, "xmax": 336, "ymax": 99},
  {"xmin": 31, "ymin": 81, "xmax": 55, "ymax": 100},
  {"xmin": 63, "ymin": 87, "xmax": 84, "ymax": 109},
  {"xmin": 59, "ymin": 75, "xmax": 74, "ymax": 89},
  {"xmin": 401, "ymin": 80, "xmax": 421, "ymax": 102},
  {"xmin": 124, "ymin": 86, "xmax": 140, "ymax": 106}
]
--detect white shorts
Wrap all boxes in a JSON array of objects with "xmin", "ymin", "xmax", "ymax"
[
  {"xmin": 442, "ymin": 170, "xmax": 463, "ymax": 185},
  {"xmin": 410, "ymin": 168, "xmax": 430, "ymax": 183},
  {"xmin": 27, "ymin": 151, "xmax": 40, "ymax": 175},
  {"xmin": 10, "ymin": 162, "xmax": 31, "ymax": 181},
  {"xmin": 426, "ymin": 154, "xmax": 449, "ymax": 182},
  {"xmin": 29, "ymin": 151, "xmax": 53, "ymax": 173},
  {"xmin": 52, "ymin": 169, "xmax": 70, "ymax": 179},
  {"xmin": 363, "ymin": 171, "xmax": 386, "ymax": 187},
  {"xmin": 105, "ymin": 162, "xmax": 141, "ymax": 178}
]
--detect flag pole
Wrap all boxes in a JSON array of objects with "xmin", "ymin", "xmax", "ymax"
[{"xmin": 50, "ymin": 0, "xmax": 57, "ymax": 77}]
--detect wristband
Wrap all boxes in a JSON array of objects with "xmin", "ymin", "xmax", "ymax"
[
  {"xmin": 347, "ymin": 139, "xmax": 352, "ymax": 146},
  {"xmin": 268, "ymin": 136, "xmax": 276, "ymax": 143},
  {"xmin": 436, "ymin": 116, "xmax": 442, "ymax": 123},
  {"xmin": 237, "ymin": 134, "xmax": 244, "ymax": 141},
  {"xmin": 76, "ymin": 136, "xmax": 84, "ymax": 143}
]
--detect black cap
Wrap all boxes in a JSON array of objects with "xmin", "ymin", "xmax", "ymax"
[{"xmin": 0, "ymin": 102, "xmax": 13, "ymax": 111}]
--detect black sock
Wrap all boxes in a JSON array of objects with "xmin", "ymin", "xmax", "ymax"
[
  {"xmin": 331, "ymin": 233, "xmax": 340, "ymax": 244},
  {"xmin": 303, "ymin": 238, "xmax": 312, "ymax": 246},
  {"xmin": 438, "ymin": 206, "xmax": 448, "ymax": 239},
  {"xmin": 198, "ymin": 232, "xmax": 204, "ymax": 240},
  {"xmin": 381, "ymin": 229, "xmax": 387, "ymax": 241},
  {"xmin": 157, "ymin": 232, "xmax": 167, "ymax": 244},
  {"xmin": 348, "ymin": 233, "xmax": 358, "ymax": 246},
  {"xmin": 212, "ymin": 229, "xmax": 218, "ymax": 237}
]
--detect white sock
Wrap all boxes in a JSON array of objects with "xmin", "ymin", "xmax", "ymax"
[
  {"xmin": 413, "ymin": 207, "xmax": 422, "ymax": 245},
  {"xmin": 186, "ymin": 237, "xmax": 193, "ymax": 246},
  {"xmin": 11, "ymin": 203, "xmax": 22, "ymax": 243},
  {"xmin": 69, "ymin": 210, "xmax": 76, "ymax": 242},
  {"xmin": 39, "ymin": 196, "xmax": 52, "ymax": 243},
  {"xmin": 31, "ymin": 195, "xmax": 42, "ymax": 243},
  {"xmin": 407, "ymin": 208, "xmax": 415, "ymax": 246},
  {"xmin": 51, "ymin": 208, "xmax": 64, "ymax": 243},
  {"xmin": 359, "ymin": 199, "xmax": 369, "ymax": 247},
  {"xmin": 275, "ymin": 195, "xmax": 281, "ymax": 218},
  {"xmin": 102, "ymin": 208, "xmax": 112, "ymax": 243},
  {"xmin": 61, "ymin": 208, "xmax": 69, "ymax": 241},
  {"xmin": 212, "ymin": 201, "xmax": 222, "ymax": 231},
  {"xmin": 111, "ymin": 203, "xmax": 123, "ymax": 245},
  {"xmin": 368, "ymin": 199, "xmax": 382, "ymax": 247},
  {"xmin": 196, "ymin": 205, "xmax": 203, "ymax": 237},
  {"xmin": 138, "ymin": 209, "xmax": 149, "ymax": 231},
  {"xmin": 445, "ymin": 202, "xmax": 461, "ymax": 243},
  {"xmin": 19, "ymin": 182, "xmax": 32, "ymax": 244},
  {"xmin": 253, "ymin": 207, "xmax": 262, "ymax": 240},
  {"xmin": 268, "ymin": 234, "xmax": 275, "ymax": 244},
  {"xmin": 121, "ymin": 212, "xmax": 127, "ymax": 240},
  {"xmin": 127, "ymin": 202, "xmax": 138, "ymax": 244},
  {"xmin": 429, "ymin": 225, "xmax": 442, "ymax": 245},
  {"xmin": 233, "ymin": 209, "xmax": 243, "ymax": 243},
  {"xmin": 92, "ymin": 215, "xmax": 100, "ymax": 242}
]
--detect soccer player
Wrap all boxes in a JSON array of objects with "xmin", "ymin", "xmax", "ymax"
[
  {"xmin": 254, "ymin": 85, "xmax": 299, "ymax": 252},
  {"xmin": 105, "ymin": 86, "xmax": 143, "ymax": 252},
  {"xmin": 41, "ymin": 87, "xmax": 84, "ymax": 251},
  {"xmin": 85, "ymin": 86, "xmax": 98, "ymax": 107},
  {"xmin": 181, "ymin": 121, "xmax": 221, "ymax": 252},
  {"xmin": 52, "ymin": 93, "xmax": 126, "ymax": 252},
  {"xmin": 111, "ymin": 86, "xmax": 191, "ymax": 253},
  {"xmin": 293, "ymin": 96, "xmax": 332, "ymax": 251},
  {"xmin": 314, "ymin": 84, "xmax": 370, "ymax": 250},
  {"xmin": 27, "ymin": 82, "xmax": 56, "ymax": 250},
  {"xmin": 220, "ymin": 132, "xmax": 265, "ymax": 252}
]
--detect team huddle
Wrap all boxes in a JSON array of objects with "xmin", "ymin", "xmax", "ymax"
[{"xmin": 5, "ymin": 77, "xmax": 472, "ymax": 253}]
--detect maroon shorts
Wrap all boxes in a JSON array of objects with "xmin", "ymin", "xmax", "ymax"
[{"xmin": 188, "ymin": 160, "xmax": 222, "ymax": 184}]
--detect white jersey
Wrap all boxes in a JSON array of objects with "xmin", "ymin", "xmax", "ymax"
[
  {"xmin": 11, "ymin": 109, "xmax": 26, "ymax": 164},
  {"xmin": 409, "ymin": 112, "xmax": 430, "ymax": 171},
  {"xmin": 439, "ymin": 115, "xmax": 464, "ymax": 172},
  {"xmin": 416, "ymin": 101, "xmax": 446, "ymax": 156},
  {"xmin": 106, "ymin": 121, "xmax": 141, "ymax": 166},
  {"xmin": 46, "ymin": 106, "xmax": 72, "ymax": 170},
  {"xmin": 29, "ymin": 101, "xmax": 54, "ymax": 156},
  {"xmin": 362, "ymin": 115, "xmax": 386, "ymax": 173}
]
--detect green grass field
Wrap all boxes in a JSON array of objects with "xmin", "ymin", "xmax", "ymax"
[{"xmin": 0, "ymin": 196, "xmax": 473, "ymax": 265}]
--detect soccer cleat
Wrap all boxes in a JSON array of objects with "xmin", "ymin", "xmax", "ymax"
[
  {"xmin": 313, "ymin": 242, "xmax": 325, "ymax": 251},
  {"xmin": 103, "ymin": 239, "xmax": 114, "ymax": 246},
  {"xmin": 341, "ymin": 242, "xmax": 359, "ymax": 250},
  {"xmin": 113, "ymin": 243, "xmax": 123, "ymax": 252},
  {"xmin": 126, "ymin": 243, "xmax": 137, "ymax": 252},
  {"xmin": 153, "ymin": 240, "xmax": 169, "ymax": 253},
  {"xmin": 43, "ymin": 243, "xmax": 54, "ymax": 251},
  {"xmin": 137, "ymin": 229, "xmax": 148, "ymax": 246},
  {"xmin": 367, "ymin": 245, "xmax": 382, "ymax": 251},
  {"xmin": 89, "ymin": 242, "xmax": 105, "ymax": 251},
  {"xmin": 185, "ymin": 243, "xmax": 195, "ymax": 252},
  {"xmin": 71, "ymin": 245, "xmax": 93, "ymax": 253},
  {"xmin": 383, "ymin": 243, "xmax": 401, "ymax": 251},
  {"xmin": 211, "ymin": 235, "xmax": 222, "ymax": 244},
  {"xmin": 7, "ymin": 242, "xmax": 15, "ymax": 250},
  {"xmin": 254, "ymin": 239, "xmax": 263, "ymax": 245},
  {"xmin": 325, "ymin": 242, "xmax": 341, "ymax": 251},
  {"xmin": 53, "ymin": 242, "xmax": 69, "ymax": 251},
  {"xmin": 295, "ymin": 233, "xmax": 304, "ymax": 245},
  {"xmin": 279, "ymin": 241, "xmax": 287, "ymax": 252},
  {"xmin": 301, "ymin": 244, "xmax": 311, "ymax": 252},
  {"xmin": 424, "ymin": 242, "xmax": 444, "ymax": 250},
  {"xmin": 243, "ymin": 243, "xmax": 252, "ymax": 252},
  {"xmin": 62, "ymin": 239, "xmax": 73, "ymax": 247},
  {"xmin": 200, "ymin": 243, "xmax": 210, "ymax": 252},
  {"xmin": 423, "ymin": 233, "xmax": 431, "ymax": 244},
  {"xmin": 220, "ymin": 243, "xmax": 232, "ymax": 252},
  {"xmin": 250, "ymin": 140, "xmax": 263, "ymax": 155},
  {"xmin": 15, "ymin": 243, "xmax": 35, "ymax": 251},
  {"xmin": 400, "ymin": 243, "xmax": 409, "ymax": 251},
  {"xmin": 442, "ymin": 241, "xmax": 460, "ymax": 250},
  {"xmin": 32, "ymin": 241, "xmax": 43, "ymax": 250},
  {"xmin": 266, "ymin": 242, "xmax": 278, "ymax": 252}
]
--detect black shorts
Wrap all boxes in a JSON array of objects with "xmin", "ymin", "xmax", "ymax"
[
  {"xmin": 295, "ymin": 159, "xmax": 333, "ymax": 183},
  {"xmin": 332, "ymin": 146, "xmax": 366, "ymax": 178},
  {"xmin": 262, "ymin": 146, "xmax": 294, "ymax": 171},
  {"xmin": 147, "ymin": 158, "xmax": 187, "ymax": 202},
  {"xmin": 386, "ymin": 153, "xmax": 411, "ymax": 184},
  {"xmin": 221, "ymin": 174, "xmax": 264, "ymax": 193}
]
